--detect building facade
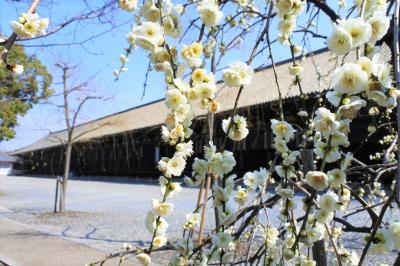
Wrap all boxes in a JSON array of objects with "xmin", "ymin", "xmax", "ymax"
[{"xmin": 10, "ymin": 47, "xmax": 393, "ymax": 178}]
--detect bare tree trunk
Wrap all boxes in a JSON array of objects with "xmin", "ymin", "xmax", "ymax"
[
  {"xmin": 60, "ymin": 143, "xmax": 72, "ymax": 212},
  {"xmin": 302, "ymin": 148, "xmax": 327, "ymax": 266},
  {"xmin": 58, "ymin": 65, "xmax": 73, "ymax": 213}
]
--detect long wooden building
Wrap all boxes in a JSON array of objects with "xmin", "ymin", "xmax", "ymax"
[{"xmin": 10, "ymin": 47, "xmax": 393, "ymax": 178}]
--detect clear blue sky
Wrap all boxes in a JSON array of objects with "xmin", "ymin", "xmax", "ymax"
[{"xmin": 0, "ymin": 0, "xmax": 332, "ymax": 151}]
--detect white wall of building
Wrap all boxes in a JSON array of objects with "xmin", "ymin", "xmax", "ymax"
[{"xmin": 0, "ymin": 162, "xmax": 13, "ymax": 176}]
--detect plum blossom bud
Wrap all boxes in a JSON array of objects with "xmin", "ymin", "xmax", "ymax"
[
  {"xmin": 136, "ymin": 253, "xmax": 151, "ymax": 266},
  {"xmin": 288, "ymin": 64, "xmax": 303, "ymax": 76},
  {"xmin": 292, "ymin": 45, "xmax": 302, "ymax": 55},
  {"xmin": 119, "ymin": 54, "xmax": 129, "ymax": 63},
  {"xmin": 297, "ymin": 110, "xmax": 308, "ymax": 117},
  {"xmin": 369, "ymin": 107, "xmax": 379, "ymax": 115},
  {"xmin": 175, "ymin": 4, "xmax": 184, "ymax": 14},
  {"xmin": 342, "ymin": 97, "xmax": 351, "ymax": 105},
  {"xmin": 283, "ymin": 248, "xmax": 295, "ymax": 260},
  {"xmin": 122, "ymin": 242, "xmax": 132, "ymax": 250},
  {"xmin": 368, "ymin": 126, "xmax": 376, "ymax": 133}
]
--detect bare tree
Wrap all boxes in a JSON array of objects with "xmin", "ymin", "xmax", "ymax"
[{"xmin": 53, "ymin": 63, "xmax": 109, "ymax": 213}]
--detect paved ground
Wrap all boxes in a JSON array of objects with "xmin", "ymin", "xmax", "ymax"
[
  {"xmin": 0, "ymin": 175, "xmax": 397, "ymax": 265},
  {"xmin": 0, "ymin": 175, "xmax": 213, "ymax": 265},
  {"xmin": 0, "ymin": 217, "xmax": 130, "ymax": 266}
]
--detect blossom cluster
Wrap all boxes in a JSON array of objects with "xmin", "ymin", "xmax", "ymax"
[
  {"xmin": 10, "ymin": 12, "xmax": 49, "ymax": 38},
  {"xmin": 109, "ymin": 0, "xmax": 400, "ymax": 264},
  {"xmin": 274, "ymin": 0, "xmax": 304, "ymax": 45},
  {"xmin": 327, "ymin": 11, "xmax": 389, "ymax": 55},
  {"xmin": 115, "ymin": 0, "xmax": 257, "ymax": 263}
]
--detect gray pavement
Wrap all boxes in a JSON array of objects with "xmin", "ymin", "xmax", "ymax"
[{"xmin": 0, "ymin": 175, "xmax": 397, "ymax": 265}]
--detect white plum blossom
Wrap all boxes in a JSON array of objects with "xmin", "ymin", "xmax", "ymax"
[
  {"xmin": 153, "ymin": 235, "xmax": 168, "ymax": 248},
  {"xmin": 234, "ymin": 186, "xmax": 249, "ymax": 205},
  {"xmin": 283, "ymin": 150, "xmax": 300, "ymax": 166},
  {"xmin": 174, "ymin": 104, "xmax": 193, "ymax": 123},
  {"xmin": 273, "ymin": 137, "xmax": 290, "ymax": 154},
  {"xmin": 222, "ymin": 115, "xmax": 249, "ymax": 141},
  {"xmin": 271, "ymin": 119, "xmax": 296, "ymax": 141},
  {"xmin": 197, "ymin": 0, "xmax": 223, "ymax": 27},
  {"xmin": 175, "ymin": 141, "xmax": 194, "ymax": 158},
  {"xmin": 327, "ymin": 25, "xmax": 353, "ymax": 55},
  {"xmin": 192, "ymin": 158, "xmax": 208, "ymax": 178},
  {"xmin": 159, "ymin": 176, "xmax": 182, "ymax": 199},
  {"xmin": 166, "ymin": 155, "xmax": 186, "ymax": 177},
  {"xmin": 243, "ymin": 168, "xmax": 269, "ymax": 190},
  {"xmin": 313, "ymin": 107, "xmax": 340, "ymax": 136},
  {"xmin": 338, "ymin": 18, "xmax": 372, "ymax": 47},
  {"xmin": 223, "ymin": 62, "xmax": 254, "ymax": 87},
  {"xmin": 357, "ymin": 56, "xmax": 374, "ymax": 77},
  {"xmin": 278, "ymin": 17, "xmax": 296, "ymax": 35},
  {"xmin": 165, "ymin": 89, "xmax": 187, "ymax": 110},
  {"xmin": 243, "ymin": 171, "xmax": 258, "ymax": 190},
  {"xmin": 213, "ymin": 184, "xmax": 232, "ymax": 206},
  {"xmin": 275, "ymin": 165, "xmax": 296, "ymax": 178},
  {"xmin": 131, "ymin": 21, "xmax": 164, "ymax": 51},
  {"xmin": 314, "ymin": 140, "xmax": 342, "ymax": 163},
  {"xmin": 354, "ymin": 0, "xmax": 387, "ymax": 17},
  {"xmin": 369, "ymin": 229, "xmax": 392, "ymax": 254},
  {"xmin": 196, "ymin": 82, "xmax": 216, "ymax": 100},
  {"xmin": 118, "ymin": 0, "xmax": 138, "ymax": 11},
  {"xmin": 207, "ymin": 145, "xmax": 236, "ymax": 177},
  {"xmin": 326, "ymin": 90, "xmax": 343, "ymax": 107},
  {"xmin": 315, "ymin": 209, "xmax": 334, "ymax": 223},
  {"xmin": 145, "ymin": 211, "xmax": 168, "ymax": 235},
  {"xmin": 163, "ymin": 12, "xmax": 182, "ymax": 38},
  {"xmin": 330, "ymin": 131, "xmax": 349, "ymax": 147},
  {"xmin": 152, "ymin": 199, "xmax": 174, "ymax": 217},
  {"xmin": 212, "ymin": 231, "xmax": 234, "ymax": 249},
  {"xmin": 367, "ymin": 12, "xmax": 390, "ymax": 43},
  {"xmin": 305, "ymin": 171, "xmax": 329, "ymax": 191},
  {"xmin": 327, "ymin": 168, "xmax": 346, "ymax": 188},
  {"xmin": 304, "ymin": 222, "xmax": 325, "ymax": 245},
  {"xmin": 184, "ymin": 213, "xmax": 200, "ymax": 229},
  {"xmin": 332, "ymin": 63, "xmax": 369, "ymax": 95},
  {"xmin": 373, "ymin": 62, "xmax": 392, "ymax": 88},
  {"xmin": 10, "ymin": 12, "xmax": 49, "ymax": 38},
  {"xmin": 318, "ymin": 191, "xmax": 339, "ymax": 211},
  {"xmin": 337, "ymin": 99, "xmax": 366, "ymax": 120}
]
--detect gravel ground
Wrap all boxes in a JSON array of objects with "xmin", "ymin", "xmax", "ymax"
[{"xmin": 0, "ymin": 175, "xmax": 397, "ymax": 265}]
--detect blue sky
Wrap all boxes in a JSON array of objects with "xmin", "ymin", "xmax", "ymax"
[{"xmin": 0, "ymin": 0, "xmax": 333, "ymax": 151}]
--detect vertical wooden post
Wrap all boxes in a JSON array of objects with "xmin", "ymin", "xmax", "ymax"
[
  {"xmin": 54, "ymin": 177, "xmax": 59, "ymax": 213},
  {"xmin": 195, "ymin": 179, "xmax": 205, "ymax": 210},
  {"xmin": 303, "ymin": 148, "xmax": 327, "ymax": 266},
  {"xmin": 197, "ymin": 174, "xmax": 211, "ymax": 246}
]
